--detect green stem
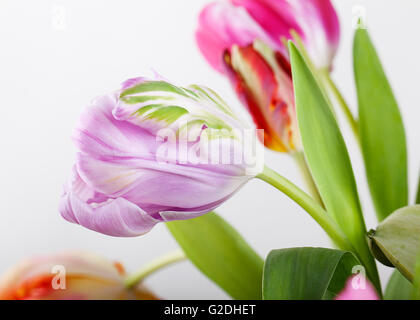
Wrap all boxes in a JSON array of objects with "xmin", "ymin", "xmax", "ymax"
[
  {"xmin": 259, "ymin": 166, "xmax": 382, "ymax": 295},
  {"xmin": 257, "ymin": 165, "xmax": 352, "ymax": 252},
  {"xmin": 416, "ymin": 172, "xmax": 420, "ymax": 204},
  {"xmin": 124, "ymin": 249, "xmax": 186, "ymax": 289},
  {"xmin": 321, "ymin": 72, "xmax": 360, "ymax": 142},
  {"xmin": 292, "ymin": 151, "xmax": 324, "ymax": 208},
  {"xmin": 290, "ymin": 32, "xmax": 381, "ymax": 295},
  {"xmin": 412, "ymin": 252, "xmax": 420, "ymax": 299}
]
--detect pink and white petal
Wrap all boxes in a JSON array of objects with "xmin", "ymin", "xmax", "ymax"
[
  {"xmin": 231, "ymin": 0, "xmax": 302, "ymax": 48},
  {"xmin": 72, "ymin": 94, "xmax": 157, "ymax": 161},
  {"xmin": 158, "ymin": 191, "xmax": 241, "ymax": 222},
  {"xmin": 288, "ymin": 0, "xmax": 340, "ymax": 68},
  {"xmin": 120, "ymin": 77, "xmax": 147, "ymax": 91},
  {"xmin": 196, "ymin": 1, "xmax": 277, "ymax": 73},
  {"xmin": 59, "ymin": 173, "xmax": 160, "ymax": 237},
  {"xmin": 335, "ymin": 276, "xmax": 379, "ymax": 300},
  {"xmin": 76, "ymin": 152, "xmax": 249, "ymax": 212}
]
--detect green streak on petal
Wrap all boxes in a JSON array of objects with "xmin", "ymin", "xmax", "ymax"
[
  {"xmin": 121, "ymin": 95, "xmax": 174, "ymax": 104},
  {"xmin": 145, "ymin": 106, "xmax": 188, "ymax": 124},
  {"xmin": 121, "ymin": 81, "xmax": 189, "ymax": 98},
  {"xmin": 189, "ymin": 84, "xmax": 235, "ymax": 118},
  {"xmin": 183, "ymin": 88, "xmax": 200, "ymax": 98},
  {"xmin": 133, "ymin": 104, "xmax": 159, "ymax": 116}
]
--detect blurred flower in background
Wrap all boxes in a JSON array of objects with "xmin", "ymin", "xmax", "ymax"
[
  {"xmin": 196, "ymin": 0, "xmax": 340, "ymax": 152},
  {"xmin": 335, "ymin": 276, "xmax": 379, "ymax": 300},
  {"xmin": 0, "ymin": 252, "xmax": 157, "ymax": 300},
  {"xmin": 60, "ymin": 77, "xmax": 262, "ymax": 237}
]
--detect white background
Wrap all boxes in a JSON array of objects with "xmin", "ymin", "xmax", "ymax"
[{"xmin": 0, "ymin": 0, "xmax": 419, "ymax": 299}]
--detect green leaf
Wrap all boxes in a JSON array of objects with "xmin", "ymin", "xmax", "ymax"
[
  {"xmin": 368, "ymin": 205, "xmax": 420, "ymax": 281},
  {"xmin": 288, "ymin": 42, "xmax": 380, "ymax": 289},
  {"xmin": 263, "ymin": 247, "xmax": 359, "ymax": 300},
  {"xmin": 166, "ymin": 212, "xmax": 263, "ymax": 300},
  {"xmin": 385, "ymin": 270, "xmax": 413, "ymax": 300},
  {"xmin": 416, "ymin": 174, "xmax": 420, "ymax": 204},
  {"xmin": 353, "ymin": 28, "xmax": 408, "ymax": 221}
]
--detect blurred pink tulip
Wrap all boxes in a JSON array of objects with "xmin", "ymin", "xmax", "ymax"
[
  {"xmin": 0, "ymin": 252, "xmax": 157, "ymax": 300},
  {"xmin": 335, "ymin": 276, "xmax": 380, "ymax": 300},
  {"xmin": 196, "ymin": 0, "xmax": 340, "ymax": 72},
  {"xmin": 196, "ymin": 0, "xmax": 340, "ymax": 152}
]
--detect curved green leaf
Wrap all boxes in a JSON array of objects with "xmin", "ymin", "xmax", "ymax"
[
  {"xmin": 354, "ymin": 28, "xmax": 408, "ymax": 221},
  {"xmin": 263, "ymin": 247, "xmax": 359, "ymax": 300},
  {"xmin": 385, "ymin": 270, "xmax": 413, "ymax": 300},
  {"xmin": 166, "ymin": 212, "xmax": 263, "ymax": 300},
  {"xmin": 368, "ymin": 205, "xmax": 420, "ymax": 281},
  {"xmin": 288, "ymin": 42, "xmax": 379, "ymax": 289}
]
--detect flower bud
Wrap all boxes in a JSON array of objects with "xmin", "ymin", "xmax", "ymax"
[{"xmin": 59, "ymin": 77, "xmax": 262, "ymax": 237}]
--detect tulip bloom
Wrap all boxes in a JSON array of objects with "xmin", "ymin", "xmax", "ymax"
[
  {"xmin": 0, "ymin": 252, "xmax": 157, "ymax": 300},
  {"xmin": 196, "ymin": 0, "xmax": 340, "ymax": 151},
  {"xmin": 335, "ymin": 276, "xmax": 379, "ymax": 300},
  {"xmin": 59, "ymin": 77, "xmax": 261, "ymax": 237}
]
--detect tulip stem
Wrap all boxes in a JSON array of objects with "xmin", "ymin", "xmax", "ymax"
[
  {"xmin": 124, "ymin": 249, "xmax": 186, "ymax": 289},
  {"xmin": 292, "ymin": 151, "xmax": 324, "ymax": 208},
  {"xmin": 257, "ymin": 165, "xmax": 353, "ymax": 252},
  {"xmin": 321, "ymin": 71, "xmax": 360, "ymax": 143},
  {"xmin": 416, "ymin": 172, "xmax": 420, "ymax": 204}
]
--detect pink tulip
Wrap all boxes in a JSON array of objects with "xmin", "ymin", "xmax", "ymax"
[
  {"xmin": 196, "ymin": 0, "xmax": 340, "ymax": 72},
  {"xmin": 335, "ymin": 276, "xmax": 380, "ymax": 300},
  {"xmin": 196, "ymin": 0, "xmax": 340, "ymax": 152},
  {"xmin": 59, "ymin": 77, "xmax": 260, "ymax": 237},
  {"xmin": 0, "ymin": 252, "xmax": 157, "ymax": 300}
]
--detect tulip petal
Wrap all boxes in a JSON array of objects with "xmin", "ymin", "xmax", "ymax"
[
  {"xmin": 224, "ymin": 42, "xmax": 298, "ymax": 152},
  {"xmin": 76, "ymin": 152, "xmax": 249, "ymax": 214},
  {"xmin": 59, "ymin": 171, "xmax": 160, "ymax": 237},
  {"xmin": 73, "ymin": 93, "xmax": 251, "ymax": 205},
  {"xmin": 197, "ymin": 0, "xmax": 339, "ymax": 72},
  {"xmin": 115, "ymin": 79, "xmax": 244, "ymax": 136},
  {"xmin": 335, "ymin": 276, "xmax": 379, "ymax": 300},
  {"xmin": 196, "ymin": 1, "xmax": 279, "ymax": 72},
  {"xmin": 231, "ymin": 0, "xmax": 302, "ymax": 47},
  {"xmin": 73, "ymin": 93, "xmax": 157, "ymax": 162},
  {"xmin": 286, "ymin": 0, "xmax": 340, "ymax": 68}
]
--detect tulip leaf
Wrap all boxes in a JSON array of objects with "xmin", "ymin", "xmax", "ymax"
[
  {"xmin": 416, "ymin": 175, "xmax": 420, "ymax": 204},
  {"xmin": 263, "ymin": 247, "xmax": 359, "ymax": 300},
  {"xmin": 166, "ymin": 212, "xmax": 263, "ymax": 300},
  {"xmin": 368, "ymin": 205, "xmax": 420, "ymax": 282},
  {"xmin": 288, "ymin": 42, "xmax": 379, "ymax": 288},
  {"xmin": 385, "ymin": 270, "xmax": 413, "ymax": 300},
  {"xmin": 353, "ymin": 28, "xmax": 408, "ymax": 221}
]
